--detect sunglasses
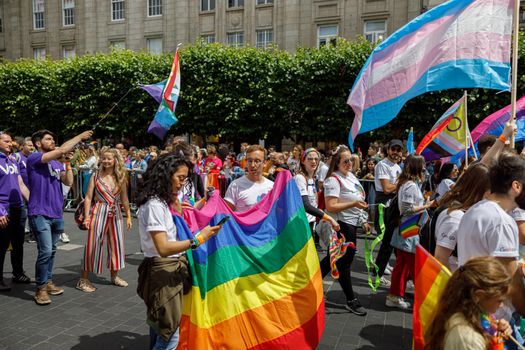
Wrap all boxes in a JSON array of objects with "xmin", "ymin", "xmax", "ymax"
[
  {"xmin": 342, "ymin": 159, "xmax": 352, "ymax": 165},
  {"xmin": 306, "ymin": 157, "xmax": 319, "ymax": 162}
]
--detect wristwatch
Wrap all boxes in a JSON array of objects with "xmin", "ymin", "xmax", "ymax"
[{"xmin": 190, "ymin": 238, "xmax": 199, "ymax": 250}]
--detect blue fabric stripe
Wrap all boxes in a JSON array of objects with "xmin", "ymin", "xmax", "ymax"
[{"xmin": 176, "ymin": 180, "xmax": 304, "ymax": 265}]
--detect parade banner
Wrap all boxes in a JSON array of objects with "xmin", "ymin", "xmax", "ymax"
[
  {"xmin": 175, "ymin": 171, "xmax": 325, "ymax": 349},
  {"xmin": 347, "ymin": 0, "xmax": 512, "ymax": 150},
  {"xmin": 413, "ymin": 244, "xmax": 452, "ymax": 350}
]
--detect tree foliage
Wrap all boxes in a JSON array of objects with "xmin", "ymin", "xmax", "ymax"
[{"xmin": 0, "ymin": 36, "xmax": 524, "ymax": 148}]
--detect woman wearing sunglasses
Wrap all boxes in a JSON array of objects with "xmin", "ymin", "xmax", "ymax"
[{"xmin": 321, "ymin": 145, "xmax": 369, "ymax": 316}]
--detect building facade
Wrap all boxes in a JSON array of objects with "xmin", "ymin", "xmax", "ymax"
[{"xmin": 0, "ymin": 0, "xmax": 481, "ymax": 61}]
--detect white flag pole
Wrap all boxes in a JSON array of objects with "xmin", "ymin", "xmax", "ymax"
[
  {"xmin": 464, "ymin": 91, "xmax": 469, "ymax": 167},
  {"xmin": 510, "ymin": 0, "xmax": 520, "ymax": 148}
]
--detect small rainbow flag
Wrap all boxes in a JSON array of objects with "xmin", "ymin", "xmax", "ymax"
[
  {"xmin": 175, "ymin": 171, "xmax": 325, "ymax": 349},
  {"xmin": 399, "ymin": 211, "xmax": 429, "ymax": 239},
  {"xmin": 413, "ymin": 244, "xmax": 452, "ymax": 350}
]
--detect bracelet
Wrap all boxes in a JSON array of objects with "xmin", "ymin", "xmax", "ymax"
[
  {"xmin": 322, "ymin": 214, "xmax": 330, "ymax": 221},
  {"xmin": 498, "ymin": 134, "xmax": 508, "ymax": 143},
  {"xmin": 197, "ymin": 234, "xmax": 205, "ymax": 245}
]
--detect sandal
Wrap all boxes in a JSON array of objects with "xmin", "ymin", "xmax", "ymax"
[
  {"xmin": 111, "ymin": 276, "xmax": 128, "ymax": 288},
  {"xmin": 76, "ymin": 278, "xmax": 96, "ymax": 293}
]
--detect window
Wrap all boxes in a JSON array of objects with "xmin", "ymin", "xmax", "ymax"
[
  {"xmin": 227, "ymin": 32, "xmax": 244, "ymax": 47},
  {"xmin": 201, "ymin": 34, "xmax": 215, "ymax": 44},
  {"xmin": 257, "ymin": 0, "xmax": 273, "ymax": 4},
  {"xmin": 33, "ymin": 0, "xmax": 45, "ymax": 29},
  {"xmin": 317, "ymin": 25, "xmax": 338, "ymax": 48},
  {"xmin": 148, "ymin": 0, "xmax": 162, "ymax": 17},
  {"xmin": 147, "ymin": 37, "xmax": 163, "ymax": 54},
  {"xmin": 364, "ymin": 20, "xmax": 386, "ymax": 43},
  {"xmin": 228, "ymin": 0, "xmax": 244, "ymax": 8},
  {"xmin": 62, "ymin": 45, "xmax": 76, "ymax": 59},
  {"xmin": 110, "ymin": 41, "xmax": 126, "ymax": 50},
  {"xmin": 112, "ymin": 0, "xmax": 125, "ymax": 21},
  {"xmin": 256, "ymin": 29, "xmax": 273, "ymax": 48},
  {"xmin": 201, "ymin": 0, "xmax": 215, "ymax": 11},
  {"xmin": 62, "ymin": 0, "xmax": 75, "ymax": 26},
  {"xmin": 33, "ymin": 47, "xmax": 46, "ymax": 60}
]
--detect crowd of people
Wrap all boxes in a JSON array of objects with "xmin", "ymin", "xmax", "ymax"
[{"xmin": 1, "ymin": 123, "xmax": 525, "ymax": 350}]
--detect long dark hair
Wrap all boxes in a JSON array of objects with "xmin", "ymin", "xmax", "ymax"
[
  {"xmin": 136, "ymin": 153, "xmax": 193, "ymax": 207},
  {"xmin": 325, "ymin": 145, "xmax": 351, "ymax": 179},
  {"xmin": 437, "ymin": 162, "xmax": 456, "ymax": 183},
  {"xmin": 396, "ymin": 154, "xmax": 425, "ymax": 192}
]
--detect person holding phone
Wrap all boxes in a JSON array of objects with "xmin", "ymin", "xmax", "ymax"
[{"xmin": 136, "ymin": 153, "xmax": 221, "ymax": 350}]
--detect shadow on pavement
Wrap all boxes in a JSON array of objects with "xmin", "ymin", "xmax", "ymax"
[
  {"xmin": 71, "ymin": 331, "xmax": 149, "ymax": 350},
  {"xmin": 356, "ymin": 324, "xmax": 412, "ymax": 350}
]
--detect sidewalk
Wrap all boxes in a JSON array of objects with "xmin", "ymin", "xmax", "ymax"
[{"xmin": 0, "ymin": 213, "xmax": 412, "ymax": 349}]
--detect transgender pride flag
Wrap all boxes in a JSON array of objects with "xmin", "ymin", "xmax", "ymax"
[{"xmin": 347, "ymin": 0, "xmax": 512, "ymax": 150}]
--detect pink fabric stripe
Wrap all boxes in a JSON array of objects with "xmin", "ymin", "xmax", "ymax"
[
  {"xmin": 361, "ymin": 32, "xmax": 510, "ymax": 109},
  {"xmin": 470, "ymin": 95, "xmax": 525, "ymax": 140},
  {"xmin": 183, "ymin": 171, "xmax": 292, "ymax": 233}
]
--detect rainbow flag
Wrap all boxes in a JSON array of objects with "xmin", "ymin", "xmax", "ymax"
[
  {"xmin": 147, "ymin": 49, "xmax": 181, "ymax": 139},
  {"xmin": 347, "ymin": 0, "xmax": 512, "ymax": 150},
  {"xmin": 413, "ymin": 244, "xmax": 452, "ymax": 350},
  {"xmin": 400, "ymin": 211, "xmax": 429, "ymax": 239},
  {"xmin": 416, "ymin": 96, "xmax": 469, "ymax": 161},
  {"xmin": 175, "ymin": 171, "xmax": 325, "ymax": 349}
]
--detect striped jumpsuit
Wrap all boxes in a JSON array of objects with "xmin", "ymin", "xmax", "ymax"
[{"xmin": 83, "ymin": 174, "xmax": 125, "ymax": 274}]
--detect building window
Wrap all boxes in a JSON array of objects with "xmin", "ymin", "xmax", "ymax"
[
  {"xmin": 364, "ymin": 20, "xmax": 386, "ymax": 43},
  {"xmin": 62, "ymin": 0, "xmax": 75, "ymax": 26},
  {"xmin": 148, "ymin": 0, "xmax": 162, "ymax": 17},
  {"xmin": 257, "ymin": 0, "xmax": 273, "ymax": 4},
  {"xmin": 33, "ymin": 0, "xmax": 45, "ymax": 29},
  {"xmin": 63, "ymin": 45, "xmax": 76, "ymax": 59},
  {"xmin": 317, "ymin": 25, "xmax": 338, "ymax": 48},
  {"xmin": 228, "ymin": 0, "xmax": 244, "ymax": 8},
  {"xmin": 112, "ymin": 0, "xmax": 125, "ymax": 21},
  {"xmin": 147, "ymin": 37, "xmax": 163, "ymax": 54},
  {"xmin": 110, "ymin": 41, "xmax": 126, "ymax": 50},
  {"xmin": 201, "ymin": 0, "xmax": 215, "ymax": 11},
  {"xmin": 227, "ymin": 32, "xmax": 244, "ymax": 47},
  {"xmin": 201, "ymin": 34, "xmax": 215, "ymax": 44},
  {"xmin": 256, "ymin": 29, "xmax": 273, "ymax": 48},
  {"xmin": 33, "ymin": 47, "xmax": 46, "ymax": 60}
]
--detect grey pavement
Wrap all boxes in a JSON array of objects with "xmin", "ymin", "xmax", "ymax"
[{"xmin": 0, "ymin": 213, "xmax": 412, "ymax": 349}]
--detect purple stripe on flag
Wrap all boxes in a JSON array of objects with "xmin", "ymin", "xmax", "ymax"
[
  {"xmin": 147, "ymin": 119, "xmax": 168, "ymax": 139},
  {"xmin": 140, "ymin": 81, "xmax": 166, "ymax": 104}
]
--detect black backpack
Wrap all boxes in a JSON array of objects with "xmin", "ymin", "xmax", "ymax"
[{"xmin": 383, "ymin": 195, "xmax": 400, "ymax": 229}]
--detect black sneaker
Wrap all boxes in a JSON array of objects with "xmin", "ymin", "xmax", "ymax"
[
  {"xmin": 345, "ymin": 298, "xmax": 367, "ymax": 316},
  {"xmin": 12, "ymin": 273, "xmax": 31, "ymax": 284}
]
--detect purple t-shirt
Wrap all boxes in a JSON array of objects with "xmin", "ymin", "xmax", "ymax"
[
  {"xmin": 0, "ymin": 153, "xmax": 23, "ymax": 216},
  {"xmin": 15, "ymin": 152, "xmax": 29, "ymax": 186},
  {"xmin": 27, "ymin": 152, "xmax": 65, "ymax": 218}
]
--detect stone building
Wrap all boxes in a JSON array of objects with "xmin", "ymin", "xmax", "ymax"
[{"xmin": 0, "ymin": 0, "xmax": 491, "ymax": 61}]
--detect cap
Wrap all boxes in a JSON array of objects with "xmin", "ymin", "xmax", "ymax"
[{"xmin": 388, "ymin": 139, "xmax": 404, "ymax": 149}]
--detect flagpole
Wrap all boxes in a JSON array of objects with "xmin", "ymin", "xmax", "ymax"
[
  {"xmin": 510, "ymin": 0, "xmax": 520, "ymax": 148},
  {"xmin": 464, "ymin": 90, "xmax": 469, "ymax": 167}
]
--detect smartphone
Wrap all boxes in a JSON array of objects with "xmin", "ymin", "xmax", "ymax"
[{"xmin": 217, "ymin": 216, "xmax": 230, "ymax": 226}]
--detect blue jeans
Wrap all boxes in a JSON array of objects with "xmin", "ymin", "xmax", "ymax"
[
  {"xmin": 149, "ymin": 327, "xmax": 179, "ymax": 350},
  {"xmin": 29, "ymin": 215, "xmax": 64, "ymax": 288}
]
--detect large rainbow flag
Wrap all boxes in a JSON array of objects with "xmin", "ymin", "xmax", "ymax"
[
  {"xmin": 413, "ymin": 244, "xmax": 452, "ymax": 350},
  {"xmin": 175, "ymin": 171, "xmax": 325, "ymax": 349},
  {"xmin": 347, "ymin": 0, "xmax": 512, "ymax": 150}
]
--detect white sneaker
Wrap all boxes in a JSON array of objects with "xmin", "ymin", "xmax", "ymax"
[
  {"xmin": 380, "ymin": 276, "xmax": 391, "ymax": 288},
  {"xmin": 384, "ymin": 264, "xmax": 393, "ymax": 276},
  {"xmin": 60, "ymin": 232, "xmax": 70, "ymax": 243},
  {"xmin": 385, "ymin": 295, "xmax": 411, "ymax": 310},
  {"xmin": 406, "ymin": 280, "xmax": 414, "ymax": 290}
]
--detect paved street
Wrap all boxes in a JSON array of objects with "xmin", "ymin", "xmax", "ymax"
[{"xmin": 0, "ymin": 213, "xmax": 412, "ymax": 350}]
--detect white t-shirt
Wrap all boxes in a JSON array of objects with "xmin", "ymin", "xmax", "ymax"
[
  {"xmin": 316, "ymin": 162, "xmax": 329, "ymax": 182},
  {"xmin": 457, "ymin": 199, "xmax": 519, "ymax": 266},
  {"xmin": 511, "ymin": 208, "xmax": 525, "ymax": 260},
  {"xmin": 374, "ymin": 158, "xmax": 401, "ymax": 193},
  {"xmin": 436, "ymin": 178, "xmax": 455, "ymax": 199},
  {"xmin": 224, "ymin": 175, "xmax": 274, "ymax": 212},
  {"xmin": 138, "ymin": 197, "xmax": 181, "ymax": 258},
  {"xmin": 324, "ymin": 171, "xmax": 367, "ymax": 226},
  {"xmin": 435, "ymin": 209, "xmax": 464, "ymax": 271},
  {"xmin": 294, "ymin": 174, "xmax": 317, "ymax": 223}
]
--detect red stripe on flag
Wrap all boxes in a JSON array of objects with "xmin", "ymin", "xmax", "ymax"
[
  {"xmin": 163, "ymin": 49, "xmax": 179, "ymax": 111},
  {"xmin": 415, "ymin": 115, "xmax": 453, "ymax": 154}
]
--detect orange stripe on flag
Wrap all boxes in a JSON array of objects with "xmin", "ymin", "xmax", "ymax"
[{"xmin": 413, "ymin": 244, "xmax": 451, "ymax": 350}]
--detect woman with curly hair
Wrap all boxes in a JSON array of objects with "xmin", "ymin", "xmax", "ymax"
[
  {"xmin": 135, "ymin": 153, "xmax": 220, "ymax": 350},
  {"xmin": 425, "ymin": 256, "xmax": 512, "ymax": 350},
  {"xmin": 77, "ymin": 147, "xmax": 132, "ymax": 292}
]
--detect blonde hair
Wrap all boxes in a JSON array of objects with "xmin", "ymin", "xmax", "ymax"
[
  {"xmin": 350, "ymin": 154, "xmax": 360, "ymax": 174},
  {"xmin": 246, "ymin": 144, "xmax": 267, "ymax": 158},
  {"xmin": 98, "ymin": 147, "xmax": 127, "ymax": 190}
]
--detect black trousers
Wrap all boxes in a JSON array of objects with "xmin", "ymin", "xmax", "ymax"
[
  {"xmin": 320, "ymin": 221, "xmax": 357, "ymax": 301},
  {"xmin": 374, "ymin": 192, "xmax": 396, "ymax": 277},
  {"xmin": 0, "ymin": 206, "xmax": 25, "ymax": 277}
]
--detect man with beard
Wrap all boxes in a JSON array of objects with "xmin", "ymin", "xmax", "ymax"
[
  {"xmin": 372, "ymin": 139, "xmax": 403, "ymax": 285},
  {"xmin": 28, "ymin": 129, "xmax": 92, "ymax": 305},
  {"xmin": 457, "ymin": 154, "xmax": 525, "ymax": 317},
  {"xmin": 224, "ymin": 145, "xmax": 273, "ymax": 212}
]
